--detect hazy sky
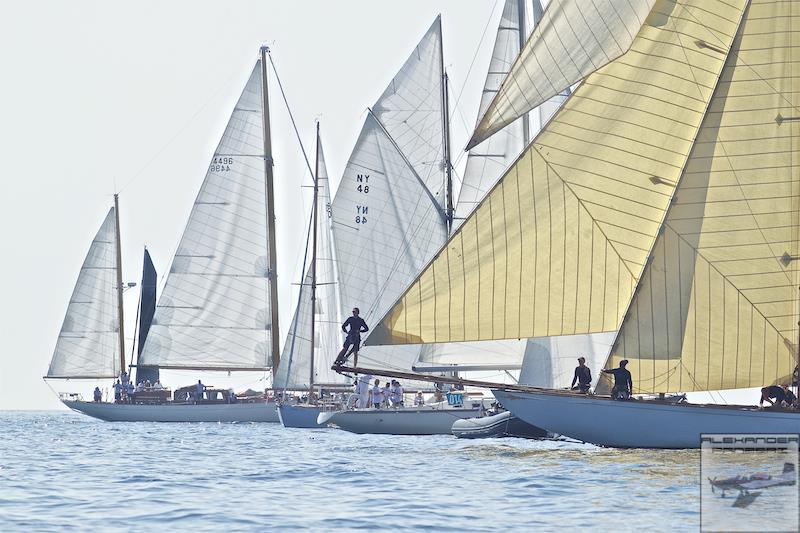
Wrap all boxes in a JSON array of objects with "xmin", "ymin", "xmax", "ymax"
[{"xmin": 1, "ymin": 0, "xmax": 505, "ymax": 409}]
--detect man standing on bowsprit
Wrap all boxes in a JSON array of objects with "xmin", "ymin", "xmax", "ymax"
[{"xmin": 334, "ymin": 307, "xmax": 369, "ymax": 367}]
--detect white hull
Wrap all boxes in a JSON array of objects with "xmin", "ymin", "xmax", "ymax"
[
  {"xmin": 493, "ymin": 390, "xmax": 800, "ymax": 449},
  {"xmin": 63, "ymin": 400, "xmax": 280, "ymax": 423},
  {"xmin": 277, "ymin": 404, "xmax": 327, "ymax": 428},
  {"xmin": 317, "ymin": 405, "xmax": 484, "ymax": 435}
]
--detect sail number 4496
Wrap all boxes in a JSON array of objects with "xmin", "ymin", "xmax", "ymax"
[{"xmin": 210, "ymin": 156, "xmax": 234, "ymax": 172}]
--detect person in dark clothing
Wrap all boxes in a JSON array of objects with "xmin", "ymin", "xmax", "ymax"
[
  {"xmin": 602, "ymin": 360, "xmax": 633, "ymax": 400},
  {"xmin": 760, "ymin": 384, "xmax": 795, "ymax": 408},
  {"xmin": 334, "ymin": 308, "xmax": 369, "ymax": 366},
  {"xmin": 571, "ymin": 357, "xmax": 592, "ymax": 393}
]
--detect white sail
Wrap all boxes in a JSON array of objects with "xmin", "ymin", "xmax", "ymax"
[
  {"xmin": 48, "ymin": 208, "xmax": 120, "ymax": 378},
  {"xmin": 468, "ymin": 0, "xmax": 657, "ymax": 148},
  {"xmin": 372, "ymin": 16, "xmax": 445, "ymax": 200},
  {"xmin": 276, "ymin": 135, "xmax": 345, "ymax": 389},
  {"xmin": 138, "ymin": 61, "xmax": 272, "ymax": 371}
]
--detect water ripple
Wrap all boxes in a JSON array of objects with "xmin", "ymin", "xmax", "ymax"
[{"xmin": 0, "ymin": 411, "xmax": 701, "ymax": 531}]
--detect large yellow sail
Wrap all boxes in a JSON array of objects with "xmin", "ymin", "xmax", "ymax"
[
  {"xmin": 602, "ymin": 0, "xmax": 800, "ymax": 393},
  {"xmin": 368, "ymin": 0, "xmax": 747, "ymax": 346}
]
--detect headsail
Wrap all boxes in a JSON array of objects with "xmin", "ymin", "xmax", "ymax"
[
  {"xmin": 48, "ymin": 208, "xmax": 120, "ymax": 379},
  {"xmin": 601, "ymin": 0, "xmax": 800, "ymax": 393},
  {"xmin": 138, "ymin": 61, "xmax": 273, "ymax": 371},
  {"xmin": 368, "ymin": 0, "xmax": 744, "ymax": 346},
  {"xmin": 275, "ymin": 133, "xmax": 345, "ymax": 389},
  {"xmin": 134, "ymin": 248, "xmax": 158, "ymax": 384},
  {"xmin": 467, "ymin": 0, "xmax": 657, "ymax": 149}
]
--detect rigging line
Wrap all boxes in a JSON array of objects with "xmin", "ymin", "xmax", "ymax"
[
  {"xmin": 280, "ymin": 177, "xmax": 317, "ymax": 392},
  {"xmin": 267, "ymin": 53, "xmax": 314, "ymax": 179},
  {"xmin": 451, "ymin": 0, "xmax": 500, "ymax": 133},
  {"xmin": 118, "ymin": 66, "xmax": 245, "ymax": 195}
]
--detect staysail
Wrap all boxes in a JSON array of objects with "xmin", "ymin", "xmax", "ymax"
[
  {"xmin": 275, "ymin": 132, "xmax": 345, "ymax": 389},
  {"xmin": 138, "ymin": 61, "xmax": 273, "ymax": 371},
  {"xmin": 467, "ymin": 0, "xmax": 657, "ymax": 149},
  {"xmin": 134, "ymin": 248, "xmax": 158, "ymax": 384},
  {"xmin": 601, "ymin": 0, "xmax": 800, "ymax": 393},
  {"xmin": 47, "ymin": 208, "xmax": 120, "ymax": 379},
  {"xmin": 368, "ymin": 0, "xmax": 743, "ymax": 347}
]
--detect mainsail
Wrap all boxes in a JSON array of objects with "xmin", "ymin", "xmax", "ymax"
[
  {"xmin": 138, "ymin": 61, "xmax": 273, "ymax": 371},
  {"xmin": 467, "ymin": 0, "xmax": 657, "ymax": 149},
  {"xmin": 368, "ymin": 0, "xmax": 744, "ymax": 347},
  {"xmin": 47, "ymin": 208, "xmax": 120, "ymax": 379},
  {"xmin": 134, "ymin": 248, "xmax": 158, "ymax": 384},
  {"xmin": 601, "ymin": 0, "xmax": 800, "ymax": 393},
  {"xmin": 275, "ymin": 132, "xmax": 345, "ymax": 389}
]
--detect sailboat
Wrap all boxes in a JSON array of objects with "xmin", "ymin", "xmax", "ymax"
[
  {"xmin": 366, "ymin": 0, "xmax": 800, "ymax": 448},
  {"xmin": 46, "ymin": 47, "xmax": 285, "ymax": 422},
  {"xmin": 275, "ymin": 124, "xmax": 353, "ymax": 428}
]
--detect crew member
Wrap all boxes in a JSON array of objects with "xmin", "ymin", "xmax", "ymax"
[
  {"xmin": 760, "ymin": 384, "xmax": 795, "ymax": 408},
  {"xmin": 334, "ymin": 308, "xmax": 369, "ymax": 366},
  {"xmin": 93, "ymin": 386, "xmax": 102, "ymax": 402},
  {"xmin": 571, "ymin": 357, "xmax": 592, "ymax": 393},
  {"xmin": 195, "ymin": 380, "xmax": 206, "ymax": 403},
  {"xmin": 601, "ymin": 360, "xmax": 633, "ymax": 400},
  {"xmin": 370, "ymin": 378, "xmax": 383, "ymax": 409}
]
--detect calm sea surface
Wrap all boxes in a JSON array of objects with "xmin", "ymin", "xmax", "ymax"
[{"xmin": 1, "ymin": 411, "xmax": 701, "ymax": 531}]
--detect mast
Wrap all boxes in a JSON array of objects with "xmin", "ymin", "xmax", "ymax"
[
  {"xmin": 438, "ymin": 20, "xmax": 454, "ymax": 231},
  {"xmin": 260, "ymin": 46, "xmax": 281, "ymax": 379},
  {"xmin": 517, "ymin": 0, "xmax": 530, "ymax": 145},
  {"xmin": 309, "ymin": 122, "xmax": 320, "ymax": 393},
  {"xmin": 113, "ymin": 193, "xmax": 126, "ymax": 375}
]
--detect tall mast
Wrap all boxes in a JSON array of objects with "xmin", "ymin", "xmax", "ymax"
[
  {"xmin": 309, "ymin": 122, "xmax": 320, "ymax": 393},
  {"xmin": 260, "ymin": 46, "xmax": 281, "ymax": 380},
  {"xmin": 517, "ymin": 0, "xmax": 530, "ymax": 145},
  {"xmin": 113, "ymin": 193, "xmax": 126, "ymax": 375},
  {"xmin": 438, "ymin": 19, "xmax": 454, "ymax": 232}
]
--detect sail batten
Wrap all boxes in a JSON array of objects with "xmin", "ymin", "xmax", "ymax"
[
  {"xmin": 48, "ymin": 208, "xmax": 120, "ymax": 379},
  {"xmin": 138, "ymin": 61, "xmax": 273, "ymax": 372}
]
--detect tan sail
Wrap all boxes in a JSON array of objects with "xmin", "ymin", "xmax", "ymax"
[
  {"xmin": 601, "ymin": 0, "xmax": 800, "ymax": 393},
  {"xmin": 467, "ymin": 0, "xmax": 657, "ymax": 149},
  {"xmin": 368, "ymin": 0, "xmax": 747, "ymax": 347}
]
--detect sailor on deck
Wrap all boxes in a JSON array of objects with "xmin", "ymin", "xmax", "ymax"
[
  {"xmin": 370, "ymin": 378, "xmax": 383, "ymax": 409},
  {"xmin": 93, "ymin": 386, "xmax": 102, "ymax": 402},
  {"xmin": 195, "ymin": 380, "xmax": 206, "ymax": 403},
  {"xmin": 334, "ymin": 308, "xmax": 369, "ymax": 366},
  {"xmin": 571, "ymin": 357, "xmax": 592, "ymax": 393},
  {"xmin": 602, "ymin": 360, "xmax": 633, "ymax": 400},
  {"xmin": 760, "ymin": 384, "xmax": 796, "ymax": 408}
]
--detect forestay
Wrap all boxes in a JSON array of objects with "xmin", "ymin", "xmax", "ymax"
[
  {"xmin": 48, "ymin": 208, "xmax": 120, "ymax": 379},
  {"xmin": 467, "ymin": 0, "xmax": 657, "ymax": 148},
  {"xmin": 139, "ymin": 61, "xmax": 273, "ymax": 371},
  {"xmin": 275, "ymin": 135, "xmax": 345, "ymax": 389},
  {"xmin": 603, "ymin": 0, "xmax": 800, "ymax": 393},
  {"xmin": 368, "ymin": 0, "xmax": 742, "ymax": 346}
]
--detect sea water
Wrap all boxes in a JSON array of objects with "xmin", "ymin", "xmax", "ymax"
[{"xmin": 1, "ymin": 411, "xmax": 701, "ymax": 531}]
